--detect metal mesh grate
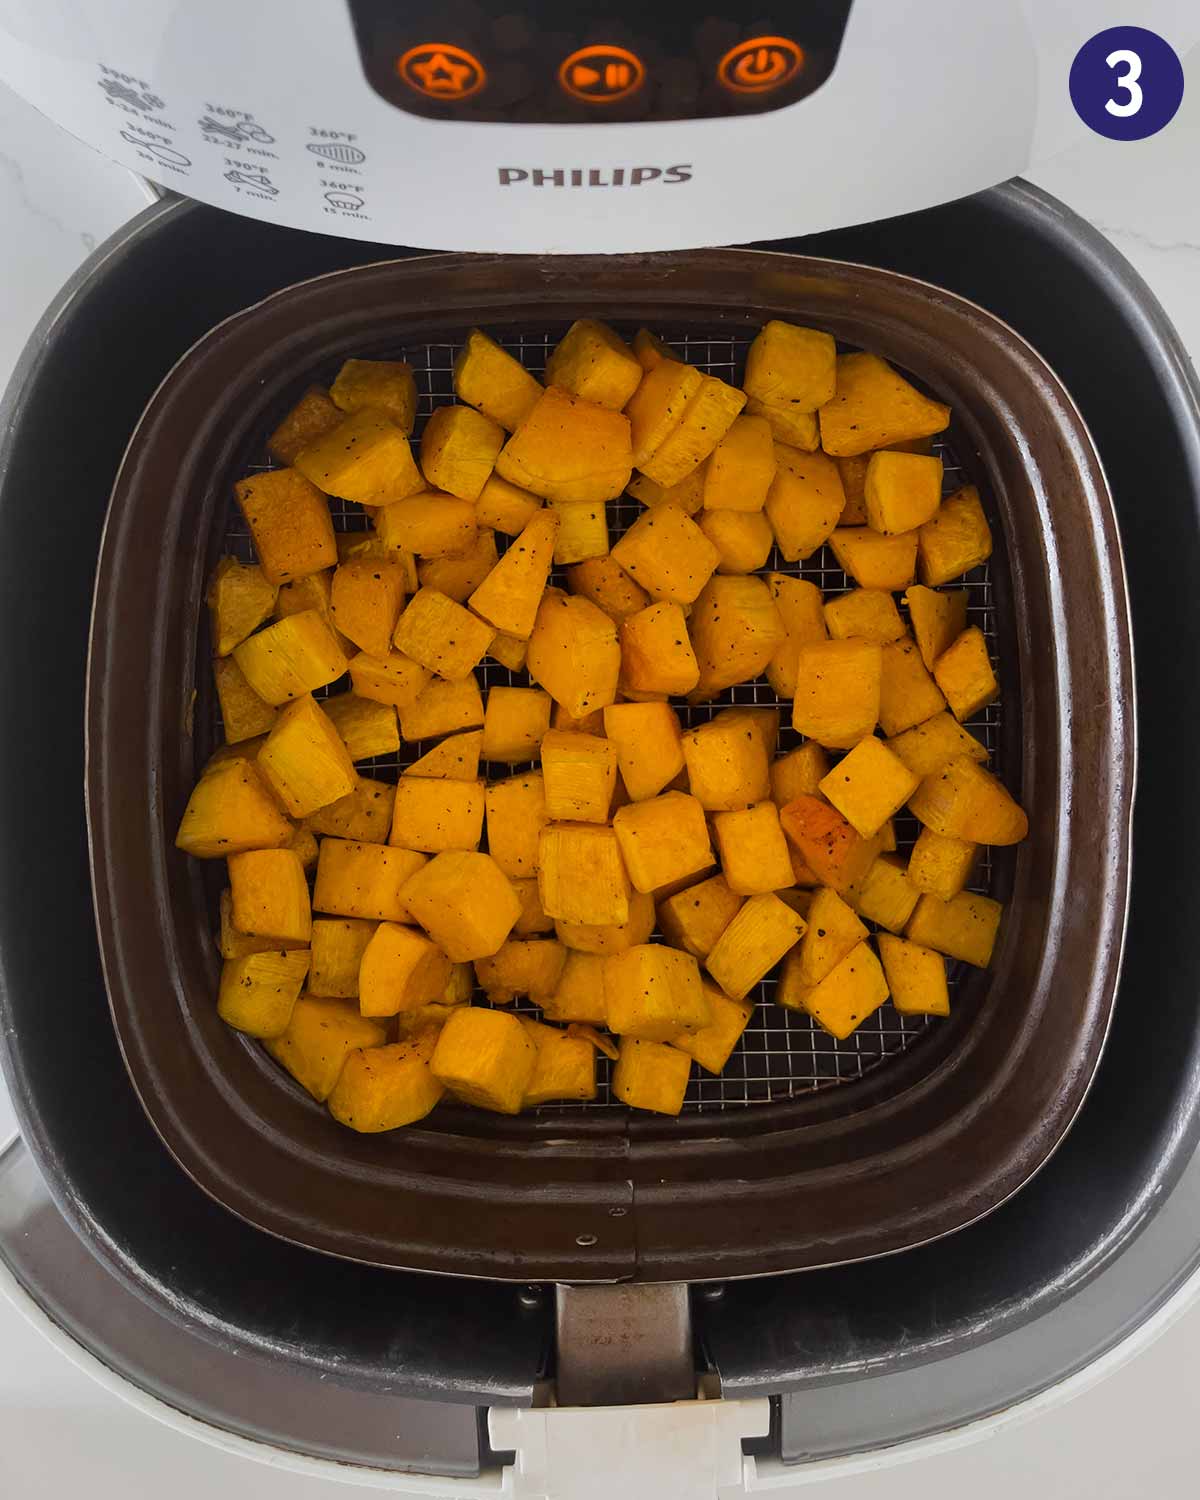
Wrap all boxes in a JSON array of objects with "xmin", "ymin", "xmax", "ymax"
[{"xmin": 212, "ymin": 326, "xmax": 1004, "ymax": 1113}]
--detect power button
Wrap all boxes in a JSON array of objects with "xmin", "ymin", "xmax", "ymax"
[{"xmin": 717, "ymin": 36, "xmax": 805, "ymax": 95}]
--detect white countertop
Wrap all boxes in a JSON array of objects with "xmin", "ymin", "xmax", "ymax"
[{"xmin": 1, "ymin": 64, "xmax": 1199, "ymax": 1500}]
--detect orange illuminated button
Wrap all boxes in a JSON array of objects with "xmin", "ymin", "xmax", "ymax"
[
  {"xmin": 717, "ymin": 36, "xmax": 804, "ymax": 95},
  {"xmin": 396, "ymin": 42, "xmax": 487, "ymax": 101},
  {"xmin": 559, "ymin": 45, "xmax": 646, "ymax": 104}
]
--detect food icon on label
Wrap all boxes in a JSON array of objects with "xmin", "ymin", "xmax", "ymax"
[
  {"xmin": 224, "ymin": 167, "xmax": 278, "ymax": 194},
  {"xmin": 325, "ymin": 189, "xmax": 365, "ymax": 210},
  {"xmin": 119, "ymin": 131, "xmax": 191, "ymax": 167},
  {"xmin": 199, "ymin": 115, "xmax": 276, "ymax": 145},
  {"xmin": 99, "ymin": 78, "xmax": 165, "ymax": 112},
  {"xmin": 307, "ymin": 142, "xmax": 367, "ymax": 165}
]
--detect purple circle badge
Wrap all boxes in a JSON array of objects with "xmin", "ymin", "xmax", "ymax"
[{"xmin": 1069, "ymin": 26, "xmax": 1185, "ymax": 141}]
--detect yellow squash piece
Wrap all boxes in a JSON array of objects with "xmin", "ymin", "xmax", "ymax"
[
  {"xmin": 538, "ymin": 823, "xmax": 631, "ymax": 926},
  {"xmin": 546, "ymin": 318, "xmax": 643, "ymax": 410},
  {"xmin": 909, "ymin": 757, "xmax": 1028, "ymax": 845},
  {"xmin": 702, "ymin": 413, "xmax": 777, "ymax": 512},
  {"xmin": 830, "ymin": 527, "xmax": 918, "ymax": 591},
  {"xmin": 818, "ymin": 734, "xmax": 919, "ymax": 838},
  {"xmin": 453, "ymin": 328, "xmax": 544, "ymax": 432},
  {"xmin": 480, "ymin": 687, "xmax": 552, "ymax": 763},
  {"xmin": 765, "ymin": 573, "xmax": 828, "ymax": 696},
  {"xmin": 294, "ymin": 409, "xmax": 425, "ymax": 506},
  {"xmin": 744, "ymin": 320, "xmax": 837, "ymax": 413},
  {"xmin": 275, "ymin": 568, "xmax": 353, "ymax": 656},
  {"xmin": 389, "ymin": 776, "xmax": 484, "ymax": 853},
  {"xmin": 864, "ymin": 450, "xmax": 943, "ymax": 534},
  {"xmin": 612, "ymin": 791, "xmax": 714, "ymax": 894},
  {"xmin": 770, "ymin": 742, "xmax": 830, "ymax": 809},
  {"xmin": 554, "ymin": 887, "xmax": 655, "ymax": 955},
  {"xmin": 791, "ymin": 941, "xmax": 890, "ymax": 1039},
  {"xmin": 176, "ymin": 758, "xmax": 293, "ymax": 859},
  {"xmin": 488, "ymin": 631, "xmax": 528, "ymax": 671},
  {"xmin": 824, "ymin": 588, "xmax": 906, "ymax": 645},
  {"xmin": 232, "ymin": 609, "xmax": 348, "ymax": 706},
  {"xmin": 320, "ymin": 693, "xmax": 400, "ymax": 762},
  {"xmin": 400, "ymin": 850, "xmax": 521, "ymax": 962},
  {"xmin": 887, "ymin": 710, "xmax": 988, "ymax": 777},
  {"xmin": 375, "ymin": 492, "xmax": 478, "ymax": 558},
  {"xmin": 328, "ymin": 559, "xmax": 407, "ymax": 658},
  {"xmin": 234, "ymin": 469, "xmax": 338, "ymax": 586},
  {"xmin": 542, "ymin": 950, "xmax": 608, "ymax": 1024},
  {"xmin": 878, "ymin": 637, "xmax": 947, "ymax": 738},
  {"xmin": 681, "ymin": 714, "xmax": 770, "ymax": 812},
  {"xmin": 778, "ymin": 796, "xmax": 877, "ymax": 896},
  {"xmin": 618, "ymin": 602, "xmax": 699, "ymax": 697},
  {"xmin": 392, "ymin": 587, "xmax": 495, "ymax": 680},
  {"xmin": 699, "ymin": 508, "xmax": 774, "ymax": 574},
  {"xmin": 626, "ymin": 357, "xmax": 704, "ymax": 468},
  {"xmin": 907, "ymin": 827, "xmax": 977, "ymax": 900},
  {"xmin": 932, "ymin": 625, "xmax": 998, "ymax": 722},
  {"xmin": 611, "ymin": 504, "xmax": 721, "ymax": 606},
  {"xmin": 604, "ymin": 943, "xmax": 710, "ymax": 1041},
  {"xmin": 405, "ymin": 729, "xmax": 483, "ymax": 780},
  {"xmin": 904, "ymin": 584, "xmax": 969, "ymax": 670},
  {"xmin": 688, "ymin": 574, "xmax": 786, "ymax": 701},
  {"xmin": 548, "ymin": 499, "xmax": 609, "ymax": 565},
  {"xmin": 906, "ymin": 890, "xmax": 1003, "ymax": 968},
  {"xmin": 430, "ymin": 1007, "xmax": 536, "ymax": 1115},
  {"xmin": 348, "ymin": 649, "xmax": 431, "ymax": 711},
  {"xmin": 218, "ymin": 949, "xmax": 311, "ymax": 1039},
  {"xmin": 217, "ymin": 887, "xmax": 306, "ymax": 960},
  {"xmin": 484, "ymin": 772, "xmax": 549, "ymax": 878},
  {"xmin": 818, "ymin": 353, "xmax": 951, "ymax": 457},
  {"xmin": 633, "ymin": 328, "xmax": 678, "ymax": 370},
  {"xmin": 673, "ymin": 983, "xmax": 754, "ymax": 1074},
  {"xmin": 207, "ymin": 557, "xmax": 279, "ymax": 656},
  {"xmin": 637, "ymin": 375, "xmax": 746, "ymax": 487},
  {"xmin": 791, "ymin": 638, "xmax": 882, "ymax": 749},
  {"xmin": 308, "ymin": 917, "xmax": 378, "ymax": 998},
  {"xmin": 876, "ymin": 934, "xmax": 950, "ymax": 1017},
  {"xmin": 399, "ymin": 675, "xmax": 485, "ymax": 740},
  {"xmin": 712, "ymin": 801, "xmax": 795, "ymax": 895},
  {"xmin": 541, "ymin": 730, "xmax": 617, "ymax": 823},
  {"xmin": 918, "ymin": 485, "xmax": 993, "ymax": 585},
  {"xmin": 330, "ymin": 358, "xmax": 417, "ymax": 431},
  {"xmin": 851, "ymin": 854, "xmax": 920, "ymax": 934},
  {"xmin": 468, "ymin": 508, "xmax": 559, "ymax": 639},
  {"xmin": 327, "ymin": 1037, "xmax": 445, "ymax": 1131},
  {"xmin": 476, "ymin": 939, "xmax": 567, "ymax": 1006},
  {"xmin": 305, "ymin": 777, "xmax": 395, "ymax": 842},
  {"xmin": 228, "ymin": 847, "xmax": 312, "ymax": 942},
  {"xmin": 526, "ymin": 589, "xmax": 621, "ymax": 719},
  {"xmin": 312, "ymin": 838, "xmax": 427, "ymax": 923},
  {"xmin": 496, "ymin": 386, "xmax": 632, "ymax": 504},
  {"xmin": 268, "ymin": 385, "xmax": 343, "ymax": 465},
  {"xmin": 476, "ymin": 472, "xmax": 542, "ymax": 534},
  {"xmin": 358, "ymin": 921, "xmax": 452, "ymax": 1017},
  {"xmin": 602, "ymin": 702, "xmax": 684, "ymax": 802},
  {"xmin": 743, "ymin": 395, "xmax": 819, "ymax": 451},
  {"xmin": 566, "ymin": 555, "xmax": 648, "ymax": 624},
  {"xmin": 420, "ymin": 403, "xmax": 505, "ymax": 501},
  {"xmin": 627, "ymin": 466, "xmax": 707, "ymax": 515},
  {"xmin": 785, "ymin": 886, "xmax": 867, "ymax": 989},
  {"xmin": 512, "ymin": 874, "xmax": 555, "ymax": 936},
  {"xmin": 258, "ymin": 694, "xmax": 357, "ymax": 818},
  {"xmin": 767, "ymin": 446, "xmax": 846, "ymax": 562},
  {"xmin": 706, "ymin": 892, "xmax": 806, "ymax": 1002},
  {"xmin": 213, "ymin": 655, "xmax": 277, "ymax": 743},
  {"xmin": 612, "ymin": 1039, "xmax": 692, "ymax": 1115},
  {"xmin": 265, "ymin": 996, "xmax": 387, "ymax": 1101},
  {"xmin": 519, "ymin": 1019, "xmax": 598, "ymax": 1106}
]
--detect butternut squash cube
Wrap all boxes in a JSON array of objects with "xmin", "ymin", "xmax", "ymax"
[
  {"xmin": 391, "ymin": 587, "xmax": 495, "ymax": 681},
  {"xmin": 852, "ymin": 854, "xmax": 920, "ymax": 934},
  {"xmin": 327, "ymin": 1038, "xmax": 444, "ymax": 1131},
  {"xmin": 306, "ymin": 777, "xmax": 395, "ymax": 843},
  {"xmin": 420, "ymin": 403, "xmax": 505, "ymax": 501},
  {"xmin": 887, "ymin": 710, "xmax": 987, "ymax": 777},
  {"xmin": 258, "ymin": 695, "xmax": 357, "ymax": 818},
  {"xmin": 330, "ymin": 358, "xmax": 416, "ymax": 431},
  {"xmin": 688, "ymin": 575, "xmax": 786, "ymax": 702},
  {"xmin": 566, "ymin": 556, "xmax": 648, "ymax": 625},
  {"xmin": 877, "ymin": 934, "xmax": 951, "ymax": 1017},
  {"xmin": 765, "ymin": 573, "xmax": 828, "ymax": 696},
  {"xmin": 618, "ymin": 602, "xmax": 698, "ymax": 697},
  {"xmin": 265, "ymin": 996, "xmax": 386, "ymax": 1100},
  {"xmin": 546, "ymin": 499, "xmax": 607, "ymax": 565},
  {"xmin": 908, "ymin": 828, "xmax": 977, "ymax": 900},
  {"xmin": 213, "ymin": 655, "xmax": 277, "ymax": 744},
  {"xmin": 520, "ymin": 1019, "xmax": 597, "ymax": 1106},
  {"xmin": 290, "ymin": 826, "xmax": 321, "ymax": 873},
  {"xmin": 232, "ymin": 610, "xmax": 348, "ymax": 706},
  {"xmin": 830, "ymin": 527, "xmax": 918, "ymax": 591},
  {"xmin": 359, "ymin": 921, "xmax": 452, "ymax": 1017},
  {"xmin": 627, "ymin": 466, "xmax": 707, "ymax": 515},
  {"xmin": 468, "ymin": 508, "xmax": 558, "ymax": 639},
  {"xmin": 218, "ymin": 949, "xmax": 311, "ymax": 1039},
  {"xmin": 399, "ymin": 675, "xmax": 485, "ymax": 741},
  {"xmin": 743, "ymin": 395, "xmax": 819, "ymax": 452},
  {"xmin": 904, "ymin": 584, "xmax": 969, "ymax": 670},
  {"xmin": 228, "ymin": 847, "xmax": 311, "ymax": 943},
  {"xmin": 744, "ymin": 320, "xmax": 837, "ymax": 413},
  {"xmin": 638, "ymin": 375, "xmax": 746, "ymax": 487},
  {"xmin": 865, "ymin": 450, "xmax": 943, "ymax": 534},
  {"xmin": 787, "ymin": 886, "xmax": 867, "ymax": 988},
  {"xmin": 479, "ymin": 688, "xmax": 551, "ymax": 764},
  {"xmin": 526, "ymin": 589, "xmax": 621, "ymax": 719},
  {"xmin": 818, "ymin": 735, "xmax": 919, "ymax": 838},
  {"xmin": 541, "ymin": 730, "xmax": 617, "ymax": 823},
  {"xmin": 405, "ymin": 729, "xmax": 483, "ymax": 780},
  {"xmin": 673, "ymin": 983, "xmax": 753, "ymax": 1074},
  {"xmin": 375, "ymin": 492, "xmax": 478, "ymax": 558},
  {"xmin": 218, "ymin": 887, "xmax": 305, "ymax": 960},
  {"xmin": 554, "ymin": 887, "xmax": 655, "ymax": 955},
  {"xmin": 267, "ymin": 384, "xmax": 343, "ymax": 465},
  {"xmin": 309, "ymin": 917, "xmax": 377, "ymax": 998},
  {"xmin": 878, "ymin": 637, "xmax": 947, "ymax": 737},
  {"xmin": 612, "ymin": 1038, "xmax": 692, "ymax": 1115},
  {"xmin": 538, "ymin": 824, "xmax": 630, "ymax": 926},
  {"xmin": 791, "ymin": 639, "xmax": 882, "ymax": 748},
  {"xmin": 275, "ymin": 568, "xmax": 352, "ymax": 656},
  {"xmin": 834, "ymin": 453, "xmax": 870, "ymax": 525},
  {"xmin": 475, "ymin": 939, "xmax": 567, "ymax": 1005},
  {"xmin": 546, "ymin": 318, "xmax": 642, "ymax": 410},
  {"xmin": 626, "ymin": 357, "xmax": 704, "ymax": 468},
  {"xmin": 400, "ymin": 850, "xmax": 521, "ymax": 961},
  {"xmin": 553, "ymin": 701, "xmax": 606, "ymax": 734},
  {"xmin": 295, "ymin": 409, "xmax": 424, "ymax": 506},
  {"xmin": 389, "ymin": 775, "xmax": 484, "ymax": 853},
  {"xmin": 484, "ymin": 772, "xmax": 548, "ymax": 879},
  {"xmin": 918, "ymin": 485, "xmax": 993, "ymax": 585},
  {"xmin": 770, "ymin": 742, "xmax": 830, "ymax": 809},
  {"xmin": 792, "ymin": 941, "xmax": 890, "ymax": 1039},
  {"xmin": 542, "ymin": 950, "xmax": 608, "ymax": 1023},
  {"xmin": 207, "ymin": 557, "xmax": 278, "ymax": 656},
  {"xmin": 778, "ymin": 795, "xmax": 877, "ymax": 895},
  {"xmin": 906, "ymin": 890, "xmax": 1002, "ymax": 968},
  {"xmin": 633, "ymin": 328, "xmax": 678, "ymax": 370},
  {"xmin": 453, "ymin": 328, "xmax": 543, "ymax": 432},
  {"xmin": 602, "ymin": 702, "xmax": 684, "ymax": 802},
  {"xmin": 476, "ymin": 472, "xmax": 542, "ymax": 534},
  {"xmin": 613, "ymin": 791, "xmax": 713, "ymax": 894},
  {"xmin": 327, "ymin": 559, "xmax": 407, "ymax": 658},
  {"xmin": 818, "ymin": 353, "xmax": 951, "ymax": 457},
  {"xmin": 706, "ymin": 892, "xmax": 806, "ymax": 1002},
  {"xmin": 431, "ymin": 1006, "xmax": 536, "ymax": 1114},
  {"xmin": 349, "ymin": 650, "xmax": 431, "ymax": 712},
  {"xmin": 702, "ymin": 413, "xmax": 777, "ymax": 512},
  {"xmin": 234, "ymin": 469, "xmax": 338, "ymax": 586},
  {"xmin": 320, "ymin": 693, "xmax": 399, "ymax": 762},
  {"xmin": 764, "ymin": 445, "xmax": 846, "ymax": 562},
  {"xmin": 712, "ymin": 801, "xmax": 794, "ymax": 895},
  {"xmin": 314, "ymin": 838, "xmax": 427, "ymax": 923},
  {"xmin": 909, "ymin": 757, "xmax": 1028, "ymax": 845},
  {"xmin": 604, "ymin": 944, "xmax": 710, "ymax": 1041},
  {"xmin": 681, "ymin": 715, "xmax": 769, "ymax": 812},
  {"xmin": 699, "ymin": 508, "xmax": 774, "ymax": 573},
  {"xmin": 496, "ymin": 386, "xmax": 632, "ymax": 504},
  {"xmin": 488, "ymin": 632, "xmax": 528, "ymax": 672},
  {"xmin": 824, "ymin": 589, "xmax": 906, "ymax": 644},
  {"xmin": 337, "ymin": 530, "xmax": 411, "ymax": 576},
  {"xmin": 512, "ymin": 876, "xmax": 554, "ymax": 936},
  {"xmin": 933, "ymin": 625, "xmax": 998, "ymax": 722},
  {"xmin": 611, "ymin": 504, "xmax": 720, "ymax": 606}
]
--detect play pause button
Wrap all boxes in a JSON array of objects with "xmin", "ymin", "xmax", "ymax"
[{"xmin": 558, "ymin": 45, "xmax": 646, "ymax": 103}]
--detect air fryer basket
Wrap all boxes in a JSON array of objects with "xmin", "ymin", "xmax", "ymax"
[{"xmin": 86, "ymin": 248, "xmax": 1132, "ymax": 1283}]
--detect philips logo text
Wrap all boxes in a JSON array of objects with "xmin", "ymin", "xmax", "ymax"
[{"xmin": 498, "ymin": 165, "xmax": 693, "ymax": 188}]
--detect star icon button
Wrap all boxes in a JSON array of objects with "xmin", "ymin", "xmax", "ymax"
[{"xmin": 398, "ymin": 43, "xmax": 487, "ymax": 101}]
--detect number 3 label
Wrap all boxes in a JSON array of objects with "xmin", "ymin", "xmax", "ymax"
[{"xmin": 1070, "ymin": 27, "xmax": 1183, "ymax": 141}]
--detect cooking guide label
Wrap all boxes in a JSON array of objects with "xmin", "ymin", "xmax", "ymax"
[
  {"xmin": 198, "ymin": 106, "xmax": 278, "ymax": 156},
  {"xmin": 307, "ymin": 127, "xmax": 372, "ymax": 221}
]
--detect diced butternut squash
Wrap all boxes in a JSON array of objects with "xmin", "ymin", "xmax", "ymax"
[
  {"xmin": 603, "ymin": 702, "xmax": 684, "ymax": 801},
  {"xmin": 213, "ymin": 655, "xmax": 277, "ymax": 743},
  {"xmin": 218, "ymin": 950, "xmax": 311, "ymax": 1039},
  {"xmin": 770, "ymin": 742, "xmax": 830, "ymax": 809},
  {"xmin": 313, "ymin": 839, "xmax": 427, "ymax": 923},
  {"xmin": 618, "ymin": 602, "xmax": 699, "ymax": 697},
  {"xmin": 787, "ymin": 886, "xmax": 867, "ymax": 988},
  {"xmin": 613, "ymin": 1038, "xmax": 692, "ymax": 1115},
  {"xmin": 791, "ymin": 639, "xmax": 882, "ymax": 749},
  {"xmin": 468, "ymin": 507, "xmax": 559, "ymax": 639},
  {"xmin": 476, "ymin": 472, "xmax": 542, "ymax": 534},
  {"xmin": 359, "ymin": 921, "xmax": 453, "ymax": 1017},
  {"xmin": 207, "ymin": 557, "xmax": 278, "ymax": 656},
  {"xmin": 478, "ymin": 687, "xmax": 550, "ymax": 764},
  {"xmin": 309, "ymin": 917, "xmax": 378, "ymax": 998},
  {"xmin": 476, "ymin": 938, "xmax": 567, "ymax": 1005},
  {"xmin": 430, "ymin": 1007, "xmax": 536, "ymax": 1114},
  {"xmin": 330, "ymin": 358, "xmax": 416, "ymax": 431},
  {"xmin": 918, "ymin": 485, "xmax": 993, "ymax": 585},
  {"xmin": 878, "ymin": 637, "xmax": 947, "ymax": 737},
  {"xmin": 337, "ymin": 531, "xmax": 411, "ymax": 576},
  {"xmin": 712, "ymin": 801, "xmax": 794, "ymax": 895},
  {"xmin": 538, "ymin": 823, "xmax": 630, "ymax": 926},
  {"xmin": 745, "ymin": 320, "xmax": 837, "ymax": 413},
  {"xmin": 485, "ymin": 772, "xmax": 549, "ymax": 878},
  {"xmin": 824, "ymin": 589, "xmax": 906, "ymax": 644},
  {"xmin": 496, "ymin": 386, "xmax": 632, "ymax": 504},
  {"xmin": 544, "ymin": 500, "xmax": 605, "ymax": 566},
  {"xmin": 688, "ymin": 575, "xmax": 786, "ymax": 701},
  {"xmin": 604, "ymin": 944, "xmax": 710, "ymax": 1041},
  {"xmin": 906, "ymin": 890, "xmax": 1002, "ymax": 968},
  {"xmin": 657, "ymin": 874, "xmax": 743, "ymax": 959},
  {"xmin": 265, "ymin": 996, "xmax": 386, "ymax": 1101},
  {"xmin": 681, "ymin": 714, "xmax": 769, "ymax": 812},
  {"xmin": 909, "ymin": 757, "xmax": 1028, "ymax": 845},
  {"xmin": 566, "ymin": 555, "xmax": 648, "ymax": 624},
  {"xmin": 541, "ymin": 730, "xmax": 617, "ymax": 823},
  {"xmin": 526, "ymin": 588, "xmax": 620, "ymax": 719},
  {"xmin": 633, "ymin": 328, "xmax": 678, "ymax": 370},
  {"xmin": 512, "ymin": 876, "xmax": 555, "ymax": 936},
  {"xmin": 375, "ymin": 492, "xmax": 478, "ymax": 558},
  {"xmin": 234, "ymin": 468, "xmax": 338, "ymax": 586},
  {"xmin": 320, "ymin": 693, "xmax": 399, "ymax": 762},
  {"xmin": 673, "ymin": 983, "xmax": 754, "ymax": 1074},
  {"xmin": 306, "ymin": 777, "xmax": 395, "ymax": 842},
  {"xmin": 611, "ymin": 504, "xmax": 721, "ymax": 606},
  {"xmin": 877, "ymin": 934, "xmax": 951, "ymax": 1016},
  {"xmin": 218, "ymin": 886, "xmax": 305, "ymax": 960},
  {"xmin": 520, "ymin": 1018, "xmax": 598, "ymax": 1105},
  {"xmin": 764, "ymin": 444, "xmax": 846, "ymax": 561},
  {"xmin": 228, "ymin": 847, "xmax": 311, "ymax": 942},
  {"xmin": 743, "ymin": 395, "xmax": 819, "ymax": 451},
  {"xmin": 626, "ymin": 357, "xmax": 704, "ymax": 468},
  {"xmin": 702, "ymin": 414, "xmax": 777, "ymax": 512},
  {"xmin": 852, "ymin": 854, "xmax": 920, "ymax": 934},
  {"xmin": 454, "ymin": 328, "xmax": 543, "ymax": 431},
  {"xmin": 818, "ymin": 353, "xmax": 951, "ymax": 457},
  {"xmin": 546, "ymin": 318, "xmax": 643, "ymax": 410},
  {"xmin": 258, "ymin": 694, "xmax": 357, "ymax": 818},
  {"xmin": 399, "ymin": 675, "xmax": 485, "ymax": 741},
  {"xmin": 295, "ymin": 409, "xmax": 425, "ymax": 506},
  {"xmin": 613, "ymin": 791, "xmax": 714, "ymax": 894},
  {"xmin": 637, "ymin": 375, "xmax": 746, "ymax": 487},
  {"xmin": 706, "ymin": 892, "xmax": 806, "ymax": 1002},
  {"xmin": 348, "ymin": 649, "xmax": 430, "ymax": 710},
  {"xmin": 778, "ymin": 795, "xmax": 877, "ymax": 895},
  {"xmin": 400, "ymin": 850, "xmax": 520, "ymax": 961},
  {"xmin": 288, "ymin": 826, "xmax": 320, "ymax": 873},
  {"xmin": 275, "ymin": 568, "xmax": 352, "ymax": 655},
  {"xmin": 488, "ymin": 631, "xmax": 528, "ymax": 672},
  {"xmin": 327, "ymin": 1038, "xmax": 445, "ymax": 1131},
  {"xmin": 420, "ymin": 403, "xmax": 505, "ymax": 501},
  {"xmin": 904, "ymin": 584, "xmax": 969, "ymax": 670},
  {"xmin": 391, "ymin": 587, "xmax": 495, "ymax": 680},
  {"xmin": 627, "ymin": 466, "xmax": 707, "ymax": 515},
  {"xmin": 830, "ymin": 527, "xmax": 918, "ymax": 591},
  {"xmin": 887, "ymin": 710, "xmax": 988, "ymax": 777},
  {"xmin": 765, "ymin": 573, "xmax": 828, "ymax": 696},
  {"xmin": 554, "ymin": 887, "xmax": 655, "ymax": 955},
  {"xmin": 233, "ymin": 609, "xmax": 348, "ymax": 706},
  {"xmin": 405, "ymin": 729, "xmax": 483, "ymax": 780},
  {"xmin": 328, "ymin": 559, "xmax": 407, "ymax": 657},
  {"xmin": 699, "ymin": 508, "xmax": 774, "ymax": 573},
  {"xmin": 865, "ymin": 450, "xmax": 943, "ymax": 534},
  {"xmin": 933, "ymin": 625, "xmax": 998, "ymax": 722},
  {"xmin": 542, "ymin": 950, "xmax": 609, "ymax": 1024},
  {"xmin": 818, "ymin": 735, "xmax": 918, "ymax": 838},
  {"xmin": 791, "ymin": 940, "xmax": 890, "ymax": 1039},
  {"xmin": 908, "ymin": 828, "xmax": 977, "ymax": 900},
  {"xmin": 834, "ymin": 453, "xmax": 870, "ymax": 525},
  {"xmin": 268, "ymin": 384, "xmax": 343, "ymax": 465}
]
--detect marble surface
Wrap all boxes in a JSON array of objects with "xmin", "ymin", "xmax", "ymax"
[{"xmin": 0, "ymin": 65, "xmax": 1199, "ymax": 1500}]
